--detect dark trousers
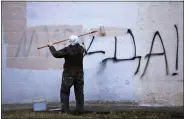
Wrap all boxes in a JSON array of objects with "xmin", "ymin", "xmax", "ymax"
[{"xmin": 60, "ymin": 76, "xmax": 84, "ymax": 113}]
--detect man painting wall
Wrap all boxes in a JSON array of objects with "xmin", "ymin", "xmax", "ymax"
[{"xmin": 48, "ymin": 35, "xmax": 85, "ymax": 114}]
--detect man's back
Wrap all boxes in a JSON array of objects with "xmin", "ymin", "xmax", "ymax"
[
  {"xmin": 64, "ymin": 44, "xmax": 84, "ymax": 68},
  {"xmin": 63, "ymin": 44, "xmax": 85, "ymax": 77},
  {"xmin": 48, "ymin": 43, "xmax": 85, "ymax": 77}
]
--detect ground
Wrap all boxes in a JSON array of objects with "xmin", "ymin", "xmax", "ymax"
[
  {"xmin": 2, "ymin": 109, "xmax": 181, "ymax": 119},
  {"xmin": 2, "ymin": 102, "xmax": 183, "ymax": 118}
]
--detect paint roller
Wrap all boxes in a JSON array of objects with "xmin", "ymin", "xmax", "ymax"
[{"xmin": 37, "ymin": 26, "xmax": 106, "ymax": 50}]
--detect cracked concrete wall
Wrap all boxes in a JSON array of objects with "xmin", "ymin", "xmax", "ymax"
[{"xmin": 2, "ymin": 2, "xmax": 183, "ymax": 106}]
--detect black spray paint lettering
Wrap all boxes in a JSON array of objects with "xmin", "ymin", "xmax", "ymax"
[
  {"xmin": 84, "ymin": 33, "xmax": 142, "ymax": 75},
  {"xmin": 84, "ymin": 36, "xmax": 105, "ymax": 56},
  {"xmin": 101, "ymin": 36, "xmax": 117, "ymax": 62},
  {"xmin": 85, "ymin": 25, "xmax": 179, "ymax": 78},
  {"xmin": 141, "ymin": 31, "xmax": 169, "ymax": 78},
  {"xmin": 119, "ymin": 29, "xmax": 142, "ymax": 75},
  {"xmin": 172, "ymin": 25, "xmax": 179, "ymax": 76},
  {"xmin": 102, "ymin": 29, "xmax": 141, "ymax": 75}
]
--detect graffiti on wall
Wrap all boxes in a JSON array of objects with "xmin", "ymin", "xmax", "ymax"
[
  {"xmin": 6, "ymin": 25, "xmax": 83, "ymax": 69},
  {"xmin": 173, "ymin": 25, "xmax": 179, "ymax": 75},
  {"xmin": 84, "ymin": 25, "xmax": 180, "ymax": 78},
  {"xmin": 6, "ymin": 24, "xmax": 180, "ymax": 77},
  {"xmin": 14, "ymin": 25, "xmax": 83, "ymax": 58}
]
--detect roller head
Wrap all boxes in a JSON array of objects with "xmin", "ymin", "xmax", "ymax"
[{"xmin": 99, "ymin": 26, "xmax": 106, "ymax": 36}]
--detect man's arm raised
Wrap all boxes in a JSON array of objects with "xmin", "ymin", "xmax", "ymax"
[{"xmin": 48, "ymin": 43, "xmax": 68, "ymax": 58}]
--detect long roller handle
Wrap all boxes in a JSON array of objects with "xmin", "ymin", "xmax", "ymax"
[{"xmin": 37, "ymin": 30, "xmax": 98, "ymax": 49}]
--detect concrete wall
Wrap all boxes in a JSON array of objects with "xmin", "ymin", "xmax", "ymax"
[{"xmin": 2, "ymin": 2, "xmax": 183, "ymax": 106}]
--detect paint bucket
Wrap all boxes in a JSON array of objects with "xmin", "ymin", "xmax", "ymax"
[{"xmin": 32, "ymin": 99, "xmax": 47, "ymax": 111}]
